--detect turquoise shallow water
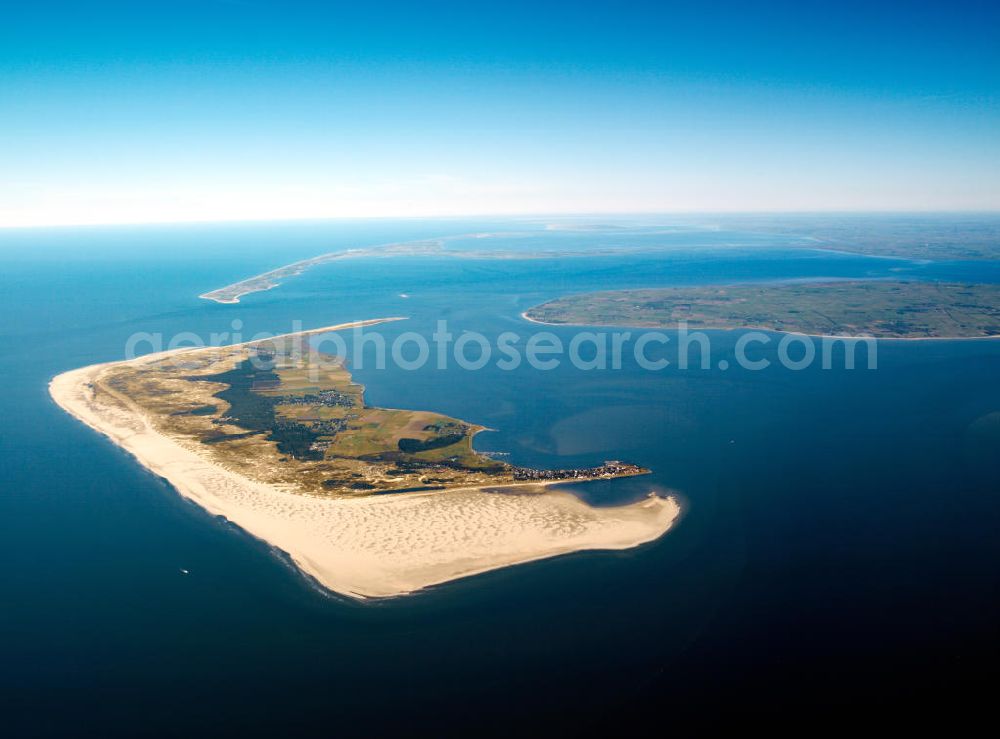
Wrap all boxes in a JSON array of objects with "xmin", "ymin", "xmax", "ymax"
[{"xmin": 2, "ymin": 219, "xmax": 999, "ymax": 734}]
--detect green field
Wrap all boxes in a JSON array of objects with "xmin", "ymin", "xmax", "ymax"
[{"xmin": 102, "ymin": 336, "xmax": 507, "ymax": 496}]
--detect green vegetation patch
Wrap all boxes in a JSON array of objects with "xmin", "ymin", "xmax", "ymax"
[{"xmin": 191, "ymin": 357, "xmax": 323, "ymax": 460}]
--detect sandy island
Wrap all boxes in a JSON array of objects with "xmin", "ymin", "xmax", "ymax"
[{"xmin": 49, "ymin": 319, "xmax": 680, "ymax": 600}]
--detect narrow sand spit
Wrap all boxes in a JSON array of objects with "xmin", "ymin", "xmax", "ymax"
[{"xmin": 49, "ymin": 321, "xmax": 680, "ymax": 599}]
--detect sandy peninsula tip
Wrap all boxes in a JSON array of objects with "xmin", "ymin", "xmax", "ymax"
[{"xmin": 49, "ymin": 319, "xmax": 680, "ymax": 599}]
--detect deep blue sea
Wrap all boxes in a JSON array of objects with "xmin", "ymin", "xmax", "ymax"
[{"xmin": 2, "ymin": 219, "xmax": 999, "ymax": 735}]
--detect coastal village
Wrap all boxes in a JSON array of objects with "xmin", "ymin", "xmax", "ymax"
[{"xmin": 511, "ymin": 460, "xmax": 646, "ymax": 481}]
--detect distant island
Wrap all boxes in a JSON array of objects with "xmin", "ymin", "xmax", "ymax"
[
  {"xmin": 199, "ymin": 241, "xmax": 447, "ymax": 303},
  {"xmin": 199, "ymin": 237, "xmax": 655, "ymax": 304},
  {"xmin": 199, "ymin": 217, "xmax": 1000, "ymax": 306},
  {"xmin": 49, "ymin": 319, "xmax": 678, "ymax": 599},
  {"xmin": 525, "ymin": 280, "xmax": 1000, "ymax": 338}
]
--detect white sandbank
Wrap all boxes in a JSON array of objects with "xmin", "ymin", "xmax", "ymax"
[{"xmin": 49, "ymin": 321, "xmax": 680, "ymax": 600}]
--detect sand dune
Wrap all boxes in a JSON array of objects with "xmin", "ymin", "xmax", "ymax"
[{"xmin": 48, "ymin": 324, "xmax": 680, "ymax": 599}]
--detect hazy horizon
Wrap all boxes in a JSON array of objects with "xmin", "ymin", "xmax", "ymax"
[{"xmin": 3, "ymin": 209, "xmax": 1000, "ymax": 232}]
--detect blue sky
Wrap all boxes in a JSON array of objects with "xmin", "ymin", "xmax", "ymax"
[{"xmin": 2, "ymin": 0, "xmax": 999, "ymax": 226}]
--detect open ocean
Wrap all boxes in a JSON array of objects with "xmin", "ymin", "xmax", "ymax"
[{"xmin": 2, "ymin": 219, "xmax": 999, "ymax": 734}]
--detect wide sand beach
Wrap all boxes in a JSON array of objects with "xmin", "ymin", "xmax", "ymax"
[{"xmin": 49, "ymin": 320, "xmax": 680, "ymax": 599}]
